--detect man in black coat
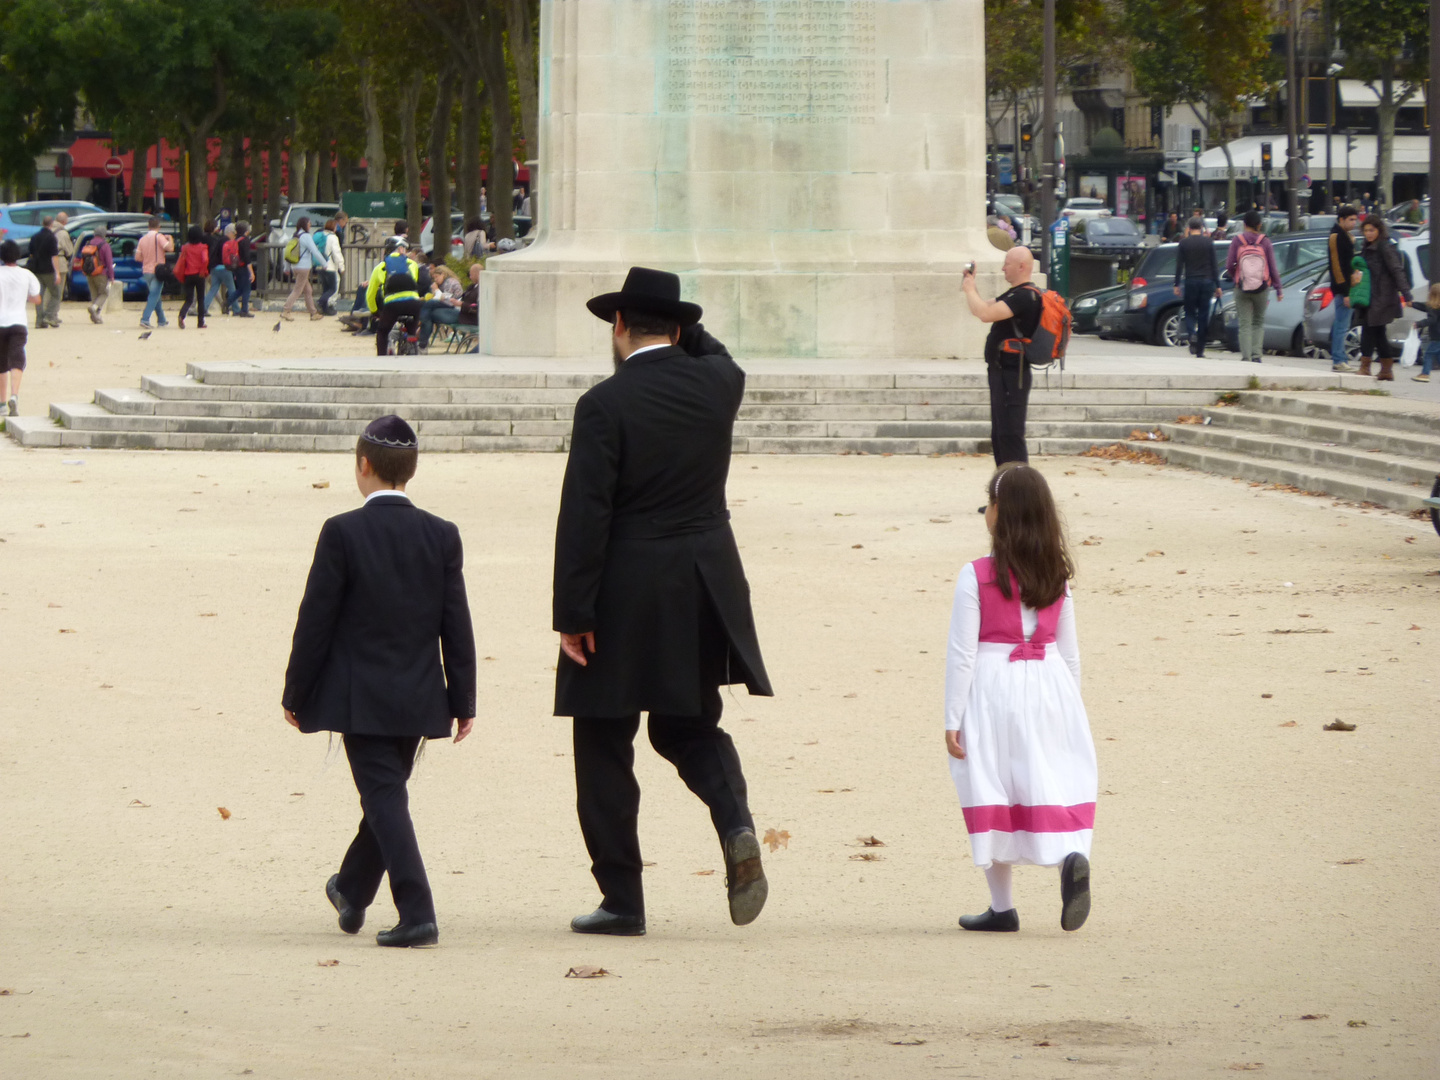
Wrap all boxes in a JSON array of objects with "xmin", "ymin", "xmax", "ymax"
[
  {"xmin": 283, "ymin": 415, "xmax": 477, "ymax": 948},
  {"xmin": 554, "ymin": 267, "xmax": 773, "ymax": 937}
]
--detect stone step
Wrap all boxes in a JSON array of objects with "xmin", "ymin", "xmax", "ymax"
[
  {"xmin": 1200, "ymin": 406, "xmax": 1440, "ymax": 461},
  {"xmin": 1237, "ymin": 391, "xmax": 1440, "ymax": 438},
  {"xmin": 1153, "ymin": 442, "xmax": 1430, "ymax": 512},
  {"xmin": 1162, "ymin": 424, "xmax": 1437, "ymax": 488}
]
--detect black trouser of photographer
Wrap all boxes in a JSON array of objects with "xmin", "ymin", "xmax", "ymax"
[
  {"xmin": 987, "ymin": 359, "xmax": 1031, "ymax": 466},
  {"xmin": 373, "ymin": 300, "xmax": 424, "ymax": 356}
]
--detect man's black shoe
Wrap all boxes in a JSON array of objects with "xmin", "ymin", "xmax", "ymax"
[
  {"xmin": 724, "ymin": 827, "xmax": 768, "ymax": 926},
  {"xmin": 326, "ymin": 874, "xmax": 364, "ymax": 934},
  {"xmin": 1060, "ymin": 852, "xmax": 1091, "ymax": 931},
  {"xmin": 958, "ymin": 906, "xmax": 1019, "ymax": 932},
  {"xmin": 570, "ymin": 907, "xmax": 646, "ymax": 936},
  {"xmin": 376, "ymin": 922, "xmax": 439, "ymax": 948}
]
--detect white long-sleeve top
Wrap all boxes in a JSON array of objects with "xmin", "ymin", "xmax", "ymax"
[{"xmin": 944, "ymin": 562, "xmax": 1081, "ymax": 731}]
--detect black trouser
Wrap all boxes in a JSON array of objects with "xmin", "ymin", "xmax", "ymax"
[
  {"xmin": 373, "ymin": 300, "xmax": 424, "ymax": 356},
  {"xmin": 1360, "ymin": 322, "xmax": 1393, "ymax": 360},
  {"xmin": 987, "ymin": 361, "xmax": 1031, "ymax": 466},
  {"xmin": 336, "ymin": 735, "xmax": 435, "ymax": 926},
  {"xmin": 318, "ymin": 269, "xmax": 338, "ymax": 314},
  {"xmin": 1183, "ymin": 278, "xmax": 1215, "ymax": 354},
  {"xmin": 178, "ymin": 278, "xmax": 206, "ymax": 325}
]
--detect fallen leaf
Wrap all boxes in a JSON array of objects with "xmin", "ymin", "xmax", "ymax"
[
  {"xmin": 1031, "ymin": 984, "xmax": 1051, "ymax": 988},
  {"xmin": 803, "ymin": 740, "xmax": 819, "ymax": 746},
  {"xmin": 99, "ymin": 683, "xmax": 112, "ymax": 689},
  {"xmin": 317, "ymin": 959, "xmax": 339, "ymax": 967},
  {"xmin": 850, "ymin": 852, "xmax": 882, "ymax": 861},
  {"xmin": 1299, "ymin": 1014, "xmax": 1328, "ymax": 1020},
  {"xmin": 1278, "ymin": 721, "xmax": 1297, "ymax": 727},
  {"xmin": 1261, "ymin": 693, "xmax": 1273, "ymax": 699},
  {"xmin": 1409, "ymin": 624, "xmax": 1422, "ymax": 631},
  {"xmin": 843, "ymin": 692, "xmax": 857, "ymax": 698},
  {"xmin": 1347, "ymin": 1020, "xmax": 1367, "ymax": 1027},
  {"xmin": 859, "ymin": 835, "xmax": 886, "ymax": 847},
  {"xmin": 1146, "ymin": 549, "xmax": 1165, "ymax": 557},
  {"xmin": 1163, "ymin": 671, "xmax": 1179, "ymax": 676},
  {"xmin": 762, "ymin": 828, "xmax": 791, "ymax": 852},
  {"xmin": 58, "ymin": 628, "xmax": 76, "ymax": 634},
  {"xmin": 128, "ymin": 799, "xmax": 150, "ymax": 808},
  {"xmin": 641, "ymin": 861, "xmax": 656, "ymax": 867},
  {"xmin": 890, "ymin": 1038, "xmax": 926, "ymax": 1045},
  {"xmin": 312, "ymin": 481, "xmax": 330, "ymax": 489},
  {"xmin": 47, "ymin": 602, "xmax": 61, "ymax": 608},
  {"xmin": 1227, "ymin": 1065, "xmax": 1264, "ymax": 1072},
  {"xmin": 11, "ymin": 1033, "xmax": 30, "ymax": 1038},
  {"xmin": 1403, "ymin": 536, "xmax": 1415, "ymax": 544},
  {"xmin": 1335, "ymin": 858, "xmax": 1365, "ymax": 865},
  {"xmin": 1034, "ymin": 1040, "xmax": 1052, "ymax": 1046},
  {"xmin": 928, "ymin": 518, "xmax": 950, "ymax": 524},
  {"xmin": 199, "ymin": 612, "xmax": 218, "ymax": 617},
  {"xmin": 851, "ymin": 544, "xmax": 864, "ymax": 549},
  {"xmin": 217, "ymin": 807, "xmax": 232, "ymax": 820},
  {"xmin": 816, "ymin": 789, "xmax": 835, "ymax": 793},
  {"xmin": 290, "ymin": 792, "xmax": 305, "ymax": 796},
  {"xmin": 1323, "ymin": 720, "xmax": 1356, "ymax": 731},
  {"xmin": 693, "ymin": 869, "xmax": 715, "ymax": 876},
  {"xmin": 565, "ymin": 966, "xmax": 613, "ymax": 979}
]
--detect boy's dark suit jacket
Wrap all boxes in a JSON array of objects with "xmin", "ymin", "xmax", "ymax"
[
  {"xmin": 552, "ymin": 329, "xmax": 772, "ymax": 718},
  {"xmin": 283, "ymin": 494, "xmax": 476, "ymax": 737}
]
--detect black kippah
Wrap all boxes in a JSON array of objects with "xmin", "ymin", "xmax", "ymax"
[{"xmin": 361, "ymin": 414, "xmax": 417, "ymax": 449}]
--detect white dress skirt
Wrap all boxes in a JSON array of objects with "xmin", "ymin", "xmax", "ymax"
[{"xmin": 946, "ymin": 561, "xmax": 1097, "ymax": 868}]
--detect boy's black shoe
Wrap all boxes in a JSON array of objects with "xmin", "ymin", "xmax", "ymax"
[
  {"xmin": 376, "ymin": 922, "xmax": 438, "ymax": 948},
  {"xmin": 326, "ymin": 874, "xmax": 364, "ymax": 934},
  {"xmin": 724, "ymin": 827, "xmax": 768, "ymax": 926},
  {"xmin": 570, "ymin": 907, "xmax": 646, "ymax": 936},
  {"xmin": 1060, "ymin": 852, "xmax": 1091, "ymax": 931},
  {"xmin": 958, "ymin": 907, "xmax": 1019, "ymax": 932}
]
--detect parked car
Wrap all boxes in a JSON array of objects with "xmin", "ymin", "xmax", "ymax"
[
  {"xmin": 66, "ymin": 222, "xmax": 183, "ymax": 302},
  {"xmin": 1303, "ymin": 232, "xmax": 1430, "ymax": 360},
  {"xmin": 1218, "ymin": 259, "xmax": 1329, "ymax": 357},
  {"xmin": 0, "ymin": 199, "xmax": 104, "ymax": 243},
  {"xmin": 1069, "ymin": 283, "xmax": 1128, "ymax": 334},
  {"xmin": 266, "ymin": 202, "xmax": 340, "ymax": 246},
  {"xmin": 1059, "ymin": 197, "xmax": 1110, "ymax": 223},
  {"xmin": 1069, "ymin": 215, "xmax": 1146, "ymax": 253}
]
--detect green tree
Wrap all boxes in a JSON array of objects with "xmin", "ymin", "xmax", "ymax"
[
  {"xmin": 0, "ymin": 0, "xmax": 82, "ymax": 196},
  {"xmin": 1124, "ymin": 0, "xmax": 1274, "ymax": 209},
  {"xmin": 1333, "ymin": 0, "xmax": 1429, "ymax": 205}
]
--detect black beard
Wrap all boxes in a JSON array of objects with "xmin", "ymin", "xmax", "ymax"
[{"xmin": 612, "ymin": 336, "xmax": 625, "ymax": 372}]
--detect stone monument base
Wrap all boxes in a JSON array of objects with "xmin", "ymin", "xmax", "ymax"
[{"xmin": 477, "ymin": 261, "xmax": 1008, "ymax": 360}]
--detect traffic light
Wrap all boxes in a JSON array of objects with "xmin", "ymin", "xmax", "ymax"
[
  {"xmin": 1260, "ymin": 142, "xmax": 1273, "ymax": 171},
  {"xmin": 1191, "ymin": 128, "xmax": 1202, "ymax": 155},
  {"xmin": 1298, "ymin": 136, "xmax": 1310, "ymax": 160},
  {"xmin": 1021, "ymin": 123, "xmax": 1033, "ymax": 151},
  {"xmin": 1345, "ymin": 132, "xmax": 1357, "ymax": 153}
]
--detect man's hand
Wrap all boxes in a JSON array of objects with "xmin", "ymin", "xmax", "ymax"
[
  {"xmin": 454, "ymin": 717, "xmax": 474, "ymax": 743},
  {"xmin": 561, "ymin": 631, "xmax": 596, "ymax": 667},
  {"xmin": 283, "ymin": 708, "xmax": 300, "ymax": 729},
  {"xmin": 1351, "ymin": 270, "xmax": 1362, "ymax": 286},
  {"xmin": 1276, "ymin": 289, "xmax": 1284, "ymax": 301},
  {"xmin": 962, "ymin": 266, "xmax": 977, "ymax": 293},
  {"xmin": 1173, "ymin": 285, "xmax": 1181, "ymax": 296},
  {"xmin": 945, "ymin": 730, "xmax": 966, "ymax": 760},
  {"xmin": 1343, "ymin": 296, "xmax": 1351, "ymax": 307},
  {"xmin": 1214, "ymin": 288, "xmax": 1222, "ymax": 299}
]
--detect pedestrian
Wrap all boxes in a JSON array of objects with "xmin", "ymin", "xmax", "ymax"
[
  {"xmin": 137, "ymin": 216, "xmax": 174, "ymax": 329},
  {"xmin": 1355, "ymin": 213, "xmax": 1409, "ymax": 381},
  {"xmin": 0, "ymin": 239, "xmax": 41, "ymax": 416},
  {"xmin": 227, "ymin": 222, "xmax": 256, "ymax": 317},
  {"xmin": 553, "ymin": 267, "xmax": 773, "ymax": 937},
  {"xmin": 202, "ymin": 220, "xmax": 234, "ymax": 319},
  {"xmin": 461, "ymin": 217, "xmax": 488, "ymax": 258},
  {"xmin": 1210, "ymin": 211, "xmax": 1229, "ymax": 239},
  {"xmin": 175, "ymin": 224, "xmax": 210, "ymax": 330},
  {"xmin": 1172, "ymin": 217, "xmax": 1221, "ymax": 357},
  {"xmin": 1410, "ymin": 282, "xmax": 1440, "ymax": 383},
  {"xmin": 963, "ymin": 246, "xmax": 1042, "ymax": 466},
  {"xmin": 316, "ymin": 218, "xmax": 345, "ymax": 315},
  {"xmin": 280, "ymin": 217, "xmax": 326, "ymax": 321},
  {"xmin": 1224, "ymin": 210, "xmax": 1283, "ymax": 364},
  {"xmin": 946, "ymin": 462, "xmax": 1095, "ymax": 934},
  {"xmin": 1161, "ymin": 212, "xmax": 1181, "ymax": 241},
  {"xmin": 25, "ymin": 215, "xmax": 60, "ymax": 329},
  {"xmin": 49, "ymin": 212, "xmax": 74, "ymax": 324},
  {"xmin": 282, "ymin": 414, "xmax": 477, "ymax": 949},
  {"xmin": 1325, "ymin": 205, "xmax": 1361, "ymax": 372},
  {"xmin": 79, "ymin": 225, "xmax": 115, "ymax": 324}
]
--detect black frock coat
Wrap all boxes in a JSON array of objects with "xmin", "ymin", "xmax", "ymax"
[
  {"xmin": 552, "ymin": 331, "xmax": 772, "ymax": 718},
  {"xmin": 282, "ymin": 494, "xmax": 477, "ymax": 737}
]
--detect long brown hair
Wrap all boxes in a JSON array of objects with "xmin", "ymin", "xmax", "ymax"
[{"xmin": 987, "ymin": 463, "xmax": 1073, "ymax": 608}]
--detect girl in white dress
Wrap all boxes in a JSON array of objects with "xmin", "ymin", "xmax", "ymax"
[{"xmin": 945, "ymin": 462, "xmax": 1096, "ymax": 932}]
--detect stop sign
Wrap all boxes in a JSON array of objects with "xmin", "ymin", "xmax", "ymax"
[{"xmin": 103, "ymin": 156, "xmax": 124, "ymax": 177}]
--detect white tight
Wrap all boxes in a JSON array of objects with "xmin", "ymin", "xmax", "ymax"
[{"xmin": 984, "ymin": 862, "xmax": 1014, "ymax": 912}]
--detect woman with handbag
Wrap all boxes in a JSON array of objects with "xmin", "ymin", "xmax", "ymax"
[
  {"xmin": 1356, "ymin": 215, "xmax": 1409, "ymax": 381},
  {"xmin": 175, "ymin": 225, "xmax": 210, "ymax": 330}
]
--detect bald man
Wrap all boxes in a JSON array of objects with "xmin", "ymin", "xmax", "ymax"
[{"xmin": 962, "ymin": 247, "xmax": 1041, "ymax": 466}]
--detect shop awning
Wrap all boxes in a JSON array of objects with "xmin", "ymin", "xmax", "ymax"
[
  {"xmin": 1196, "ymin": 134, "xmax": 1430, "ymax": 183},
  {"xmin": 1336, "ymin": 79, "xmax": 1425, "ymax": 107}
]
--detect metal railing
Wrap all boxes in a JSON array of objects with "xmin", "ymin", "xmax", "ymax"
[{"xmin": 251, "ymin": 241, "xmax": 390, "ymax": 308}]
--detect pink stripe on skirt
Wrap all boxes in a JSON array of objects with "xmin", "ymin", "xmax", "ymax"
[{"xmin": 963, "ymin": 802, "xmax": 1096, "ymax": 834}]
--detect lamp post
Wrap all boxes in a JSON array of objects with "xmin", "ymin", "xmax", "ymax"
[
  {"xmin": 1431, "ymin": 0, "xmax": 1439, "ymax": 285},
  {"xmin": 1040, "ymin": 0, "xmax": 1056, "ymax": 272},
  {"xmin": 1285, "ymin": 0, "xmax": 1301, "ymax": 230}
]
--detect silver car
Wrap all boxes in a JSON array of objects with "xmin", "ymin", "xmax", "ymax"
[{"xmin": 1303, "ymin": 233, "xmax": 1429, "ymax": 360}]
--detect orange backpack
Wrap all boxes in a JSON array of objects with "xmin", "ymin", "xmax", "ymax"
[{"xmin": 999, "ymin": 284, "xmax": 1072, "ymax": 377}]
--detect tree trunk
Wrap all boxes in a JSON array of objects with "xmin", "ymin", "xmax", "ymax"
[
  {"xmin": 265, "ymin": 136, "xmax": 284, "ymax": 234},
  {"xmin": 361, "ymin": 63, "xmax": 389, "ymax": 193},
  {"xmin": 317, "ymin": 125, "xmax": 336, "ymax": 202},
  {"xmin": 129, "ymin": 145, "xmax": 150, "ymax": 212},
  {"xmin": 475, "ymin": 9, "xmax": 515, "ymax": 239},
  {"xmin": 428, "ymin": 70, "xmax": 456, "ymax": 257},
  {"xmin": 504, "ymin": 0, "xmax": 539, "ymax": 159},
  {"xmin": 398, "ymin": 73, "xmax": 426, "ymax": 241},
  {"xmin": 336, "ymin": 147, "xmax": 355, "ymax": 199},
  {"xmin": 223, "ymin": 134, "xmax": 246, "ymax": 217},
  {"xmin": 249, "ymin": 137, "xmax": 266, "ymax": 228},
  {"xmin": 212, "ymin": 138, "xmax": 234, "ymax": 214},
  {"xmin": 186, "ymin": 130, "xmax": 212, "ymax": 226},
  {"xmin": 458, "ymin": 77, "xmax": 482, "ymax": 222}
]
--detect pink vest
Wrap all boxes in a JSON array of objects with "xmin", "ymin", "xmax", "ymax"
[{"xmin": 973, "ymin": 556, "xmax": 1064, "ymax": 662}]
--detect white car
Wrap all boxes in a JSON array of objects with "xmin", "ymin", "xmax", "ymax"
[
  {"xmin": 266, "ymin": 202, "xmax": 340, "ymax": 247},
  {"xmin": 1060, "ymin": 197, "xmax": 1111, "ymax": 222}
]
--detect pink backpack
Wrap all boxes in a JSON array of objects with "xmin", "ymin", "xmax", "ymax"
[{"xmin": 1235, "ymin": 234, "xmax": 1271, "ymax": 292}]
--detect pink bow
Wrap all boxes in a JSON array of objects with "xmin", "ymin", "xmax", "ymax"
[{"xmin": 1009, "ymin": 642, "xmax": 1047, "ymax": 662}]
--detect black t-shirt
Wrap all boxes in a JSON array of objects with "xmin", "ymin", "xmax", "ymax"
[
  {"xmin": 984, "ymin": 284, "xmax": 1043, "ymax": 365},
  {"xmin": 27, "ymin": 226, "xmax": 58, "ymax": 272}
]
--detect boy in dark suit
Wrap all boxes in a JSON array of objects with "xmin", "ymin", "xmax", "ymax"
[{"xmin": 283, "ymin": 415, "xmax": 476, "ymax": 948}]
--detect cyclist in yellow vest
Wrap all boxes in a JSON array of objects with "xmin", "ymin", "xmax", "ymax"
[{"xmin": 369, "ymin": 239, "xmax": 426, "ymax": 356}]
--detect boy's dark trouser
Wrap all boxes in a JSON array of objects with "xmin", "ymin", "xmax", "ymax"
[
  {"xmin": 1183, "ymin": 278, "xmax": 1215, "ymax": 352},
  {"xmin": 987, "ymin": 360, "xmax": 1031, "ymax": 466},
  {"xmin": 337, "ymin": 734, "xmax": 436, "ymax": 925}
]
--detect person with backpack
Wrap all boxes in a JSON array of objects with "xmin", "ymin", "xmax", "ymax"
[
  {"xmin": 174, "ymin": 224, "xmax": 210, "ymax": 330},
  {"xmin": 963, "ymin": 247, "xmax": 1048, "ymax": 466},
  {"xmin": 227, "ymin": 222, "xmax": 256, "ymax": 318},
  {"xmin": 316, "ymin": 219, "xmax": 345, "ymax": 315},
  {"xmin": 280, "ymin": 217, "xmax": 326, "ymax": 322},
  {"xmin": 80, "ymin": 225, "xmax": 115, "ymax": 325},
  {"xmin": 1355, "ymin": 214, "xmax": 1409, "ymax": 381},
  {"xmin": 1224, "ymin": 210, "xmax": 1283, "ymax": 363},
  {"xmin": 202, "ymin": 220, "xmax": 235, "ymax": 319}
]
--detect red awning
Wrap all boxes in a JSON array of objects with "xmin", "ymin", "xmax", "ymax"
[{"xmin": 59, "ymin": 138, "xmax": 185, "ymax": 185}]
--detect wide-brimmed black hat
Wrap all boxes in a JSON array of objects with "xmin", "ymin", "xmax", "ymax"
[{"xmin": 586, "ymin": 266, "xmax": 702, "ymax": 326}]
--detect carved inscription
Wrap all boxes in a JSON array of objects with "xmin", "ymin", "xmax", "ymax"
[{"xmin": 663, "ymin": 0, "xmax": 880, "ymax": 120}]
